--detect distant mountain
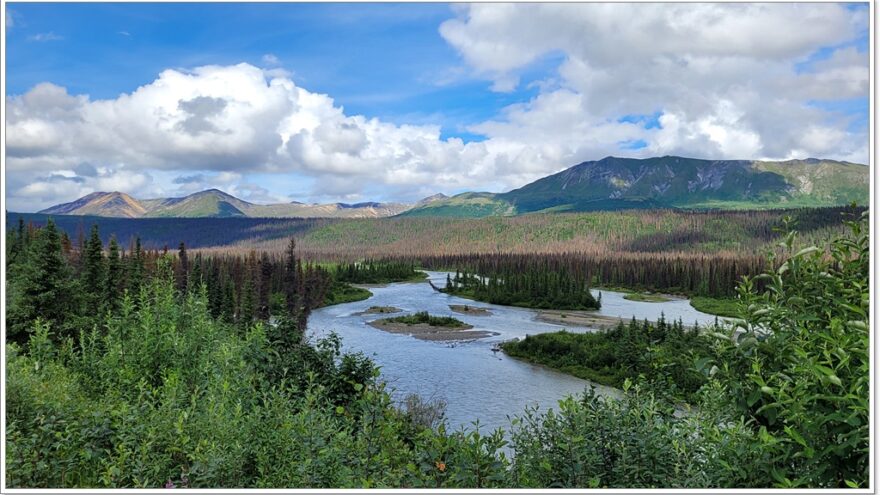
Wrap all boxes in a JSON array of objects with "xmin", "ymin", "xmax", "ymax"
[
  {"xmin": 401, "ymin": 156, "xmax": 868, "ymax": 217},
  {"xmin": 139, "ymin": 189, "xmax": 252, "ymax": 218},
  {"xmin": 414, "ymin": 193, "xmax": 448, "ymax": 206},
  {"xmin": 398, "ymin": 192, "xmax": 515, "ymax": 218},
  {"xmin": 40, "ymin": 189, "xmax": 417, "ymax": 219},
  {"xmin": 40, "ymin": 191, "xmax": 148, "ymax": 218},
  {"xmin": 38, "ymin": 156, "xmax": 868, "ymax": 219}
]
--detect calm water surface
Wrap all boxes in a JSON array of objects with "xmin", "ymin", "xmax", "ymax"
[{"xmin": 307, "ymin": 271, "xmax": 716, "ymax": 433}]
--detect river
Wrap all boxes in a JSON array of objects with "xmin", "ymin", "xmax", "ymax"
[{"xmin": 307, "ymin": 271, "xmax": 717, "ymax": 434}]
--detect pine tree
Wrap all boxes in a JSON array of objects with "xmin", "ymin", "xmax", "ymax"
[
  {"xmin": 240, "ymin": 273, "xmax": 256, "ymax": 326},
  {"xmin": 128, "ymin": 237, "xmax": 144, "ymax": 298},
  {"xmin": 7, "ymin": 219, "xmax": 76, "ymax": 343},
  {"xmin": 176, "ymin": 242, "xmax": 189, "ymax": 295},
  {"xmin": 82, "ymin": 224, "xmax": 106, "ymax": 312},
  {"xmin": 258, "ymin": 252, "xmax": 272, "ymax": 320},
  {"xmin": 284, "ymin": 238, "xmax": 300, "ymax": 316},
  {"xmin": 106, "ymin": 236, "xmax": 121, "ymax": 311}
]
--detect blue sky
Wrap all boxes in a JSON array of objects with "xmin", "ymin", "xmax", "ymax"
[
  {"xmin": 4, "ymin": 3, "xmax": 870, "ymax": 211},
  {"xmin": 6, "ymin": 3, "xmax": 540, "ymax": 142}
]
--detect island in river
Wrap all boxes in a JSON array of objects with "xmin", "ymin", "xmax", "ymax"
[{"xmin": 368, "ymin": 311, "xmax": 498, "ymax": 341}]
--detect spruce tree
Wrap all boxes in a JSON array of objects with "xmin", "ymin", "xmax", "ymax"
[
  {"xmin": 258, "ymin": 252, "xmax": 272, "ymax": 320},
  {"xmin": 106, "ymin": 236, "xmax": 121, "ymax": 311},
  {"xmin": 240, "ymin": 273, "xmax": 256, "ymax": 326},
  {"xmin": 284, "ymin": 238, "xmax": 300, "ymax": 316},
  {"xmin": 176, "ymin": 242, "xmax": 189, "ymax": 295},
  {"xmin": 82, "ymin": 224, "xmax": 106, "ymax": 312},
  {"xmin": 7, "ymin": 219, "xmax": 76, "ymax": 343}
]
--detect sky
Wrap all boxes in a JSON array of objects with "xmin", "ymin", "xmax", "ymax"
[{"xmin": 4, "ymin": 2, "xmax": 871, "ymax": 212}]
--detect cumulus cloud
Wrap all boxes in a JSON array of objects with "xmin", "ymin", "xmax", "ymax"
[
  {"xmin": 5, "ymin": 4, "xmax": 869, "ymax": 211},
  {"xmin": 441, "ymin": 3, "xmax": 869, "ymax": 164}
]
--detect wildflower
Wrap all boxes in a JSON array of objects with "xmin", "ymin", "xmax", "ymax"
[
  {"xmin": 165, "ymin": 479, "xmax": 175, "ymax": 489},
  {"xmin": 435, "ymin": 460, "xmax": 446, "ymax": 472}
]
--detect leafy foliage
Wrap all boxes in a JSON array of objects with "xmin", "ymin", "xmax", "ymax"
[{"xmin": 705, "ymin": 211, "xmax": 870, "ymax": 487}]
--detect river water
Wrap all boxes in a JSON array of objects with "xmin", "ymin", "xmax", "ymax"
[{"xmin": 307, "ymin": 271, "xmax": 717, "ymax": 434}]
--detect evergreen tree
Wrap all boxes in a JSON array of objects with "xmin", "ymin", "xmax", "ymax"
[
  {"xmin": 284, "ymin": 238, "xmax": 300, "ymax": 316},
  {"xmin": 128, "ymin": 237, "xmax": 145, "ymax": 298},
  {"xmin": 106, "ymin": 236, "xmax": 122, "ymax": 312},
  {"xmin": 6, "ymin": 219, "xmax": 76, "ymax": 343},
  {"xmin": 258, "ymin": 252, "xmax": 272, "ymax": 320},
  {"xmin": 82, "ymin": 224, "xmax": 106, "ymax": 312},
  {"xmin": 176, "ymin": 242, "xmax": 189, "ymax": 295},
  {"xmin": 240, "ymin": 274, "xmax": 256, "ymax": 326}
]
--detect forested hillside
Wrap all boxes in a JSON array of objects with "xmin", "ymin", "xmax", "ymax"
[{"xmin": 8, "ymin": 206, "xmax": 861, "ymax": 256}]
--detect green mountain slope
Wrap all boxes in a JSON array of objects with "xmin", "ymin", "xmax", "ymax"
[
  {"xmin": 402, "ymin": 156, "xmax": 866, "ymax": 217},
  {"xmin": 396, "ymin": 192, "xmax": 516, "ymax": 217},
  {"xmin": 141, "ymin": 189, "xmax": 251, "ymax": 218}
]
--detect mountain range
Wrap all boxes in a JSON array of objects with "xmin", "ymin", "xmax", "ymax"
[
  {"xmin": 38, "ymin": 156, "xmax": 867, "ymax": 219},
  {"xmin": 39, "ymin": 189, "xmax": 424, "ymax": 219}
]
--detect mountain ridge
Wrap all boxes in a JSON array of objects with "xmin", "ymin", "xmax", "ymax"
[
  {"xmin": 40, "ymin": 155, "xmax": 868, "ymax": 218},
  {"xmin": 401, "ymin": 155, "xmax": 868, "ymax": 217},
  {"xmin": 40, "ymin": 190, "xmax": 417, "ymax": 219}
]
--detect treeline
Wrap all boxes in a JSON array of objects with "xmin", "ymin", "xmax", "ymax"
[
  {"xmin": 503, "ymin": 316, "xmax": 714, "ymax": 400},
  {"xmin": 442, "ymin": 264, "xmax": 600, "ymax": 310},
  {"xmin": 5, "ymin": 219, "xmax": 333, "ymax": 345},
  {"xmin": 9, "ymin": 206, "xmax": 864, "ymax": 259},
  {"xmin": 5, "ymin": 213, "xmax": 330, "ymax": 250},
  {"xmin": 333, "ymin": 261, "xmax": 424, "ymax": 284},
  {"xmin": 418, "ymin": 251, "xmax": 762, "ymax": 297}
]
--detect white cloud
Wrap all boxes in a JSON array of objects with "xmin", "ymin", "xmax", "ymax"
[
  {"xmin": 5, "ymin": 4, "xmax": 869, "ymax": 211},
  {"xmin": 6, "ymin": 63, "xmax": 501, "ymax": 210},
  {"xmin": 262, "ymin": 53, "xmax": 280, "ymax": 65},
  {"xmin": 5, "ymin": 7, "xmax": 14, "ymax": 29},
  {"xmin": 440, "ymin": 3, "xmax": 868, "ymax": 163}
]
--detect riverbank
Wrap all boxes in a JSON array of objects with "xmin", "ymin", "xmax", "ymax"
[
  {"xmin": 323, "ymin": 282, "xmax": 372, "ymax": 307},
  {"xmin": 595, "ymin": 286, "xmax": 736, "ymax": 317},
  {"xmin": 622, "ymin": 292, "xmax": 675, "ymax": 303},
  {"xmin": 502, "ymin": 317, "xmax": 711, "ymax": 401},
  {"xmin": 535, "ymin": 310, "xmax": 632, "ymax": 330}
]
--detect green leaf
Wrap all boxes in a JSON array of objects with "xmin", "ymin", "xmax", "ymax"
[
  {"xmin": 792, "ymin": 246, "xmax": 820, "ymax": 258},
  {"xmin": 746, "ymin": 387, "xmax": 762, "ymax": 407}
]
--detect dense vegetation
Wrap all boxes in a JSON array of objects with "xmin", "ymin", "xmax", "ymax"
[
  {"xmin": 9, "ymin": 206, "xmax": 861, "ymax": 257},
  {"xmin": 9, "ymin": 207, "xmax": 860, "ymax": 300},
  {"xmin": 333, "ymin": 261, "xmax": 426, "ymax": 284},
  {"xmin": 502, "ymin": 317, "xmax": 713, "ymax": 399},
  {"xmin": 4, "ymin": 211, "xmax": 869, "ymax": 488},
  {"xmin": 442, "ymin": 265, "xmax": 600, "ymax": 310},
  {"xmin": 379, "ymin": 311, "xmax": 468, "ymax": 328}
]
